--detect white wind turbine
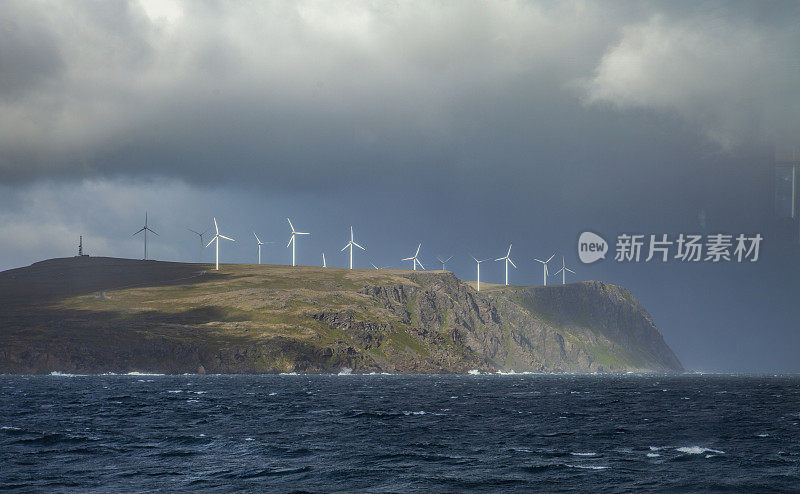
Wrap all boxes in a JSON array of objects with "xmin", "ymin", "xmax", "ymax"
[
  {"xmin": 322, "ymin": 253, "xmax": 327, "ymax": 268},
  {"xmin": 495, "ymin": 244, "xmax": 516, "ymax": 286},
  {"xmin": 402, "ymin": 243, "xmax": 425, "ymax": 271},
  {"xmin": 286, "ymin": 218, "xmax": 309, "ymax": 267},
  {"xmin": 471, "ymin": 256, "xmax": 490, "ymax": 291},
  {"xmin": 437, "ymin": 255, "xmax": 453, "ymax": 271},
  {"xmin": 188, "ymin": 227, "xmax": 210, "ymax": 263},
  {"xmin": 553, "ymin": 256, "xmax": 576, "ymax": 285},
  {"xmin": 340, "ymin": 226, "xmax": 365, "ymax": 269},
  {"xmin": 253, "ymin": 232, "xmax": 265, "ymax": 264},
  {"xmin": 133, "ymin": 212, "xmax": 158, "ymax": 260},
  {"xmin": 205, "ymin": 217, "xmax": 235, "ymax": 270},
  {"xmin": 533, "ymin": 253, "xmax": 555, "ymax": 286}
]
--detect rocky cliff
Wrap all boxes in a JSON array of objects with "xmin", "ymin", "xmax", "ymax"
[{"xmin": 0, "ymin": 257, "xmax": 682, "ymax": 374}]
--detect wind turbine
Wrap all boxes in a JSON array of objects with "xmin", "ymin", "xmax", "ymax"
[
  {"xmin": 322, "ymin": 253, "xmax": 327, "ymax": 268},
  {"xmin": 471, "ymin": 256, "xmax": 490, "ymax": 291},
  {"xmin": 253, "ymin": 232, "xmax": 265, "ymax": 264},
  {"xmin": 340, "ymin": 226, "xmax": 365, "ymax": 269},
  {"xmin": 188, "ymin": 227, "xmax": 210, "ymax": 263},
  {"xmin": 436, "ymin": 255, "xmax": 453, "ymax": 271},
  {"xmin": 205, "ymin": 217, "xmax": 235, "ymax": 270},
  {"xmin": 286, "ymin": 218, "xmax": 309, "ymax": 267},
  {"xmin": 133, "ymin": 212, "xmax": 158, "ymax": 260},
  {"xmin": 553, "ymin": 256, "xmax": 576, "ymax": 285},
  {"xmin": 370, "ymin": 262, "xmax": 379, "ymax": 270},
  {"xmin": 495, "ymin": 244, "xmax": 516, "ymax": 286},
  {"xmin": 533, "ymin": 253, "xmax": 555, "ymax": 286},
  {"xmin": 402, "ymin": 243, "xmax": 425, "ymax": 271}
]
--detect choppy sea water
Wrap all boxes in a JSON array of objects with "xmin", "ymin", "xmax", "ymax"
[{"xmin": 1, "ymin": 374, "xmax": 798, "ymax": 492}]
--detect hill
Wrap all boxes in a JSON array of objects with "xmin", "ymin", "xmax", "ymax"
[{"xmin": 0, "ymin": 257, "xmax": 682, "ymax": 374}]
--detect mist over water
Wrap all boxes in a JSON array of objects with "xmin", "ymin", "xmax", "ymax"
[{"xmin": 2, "ymin": 374, "xmax": 798, "ymax": 492}]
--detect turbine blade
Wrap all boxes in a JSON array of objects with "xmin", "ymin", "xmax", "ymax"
[
  {"xmin": 445, "ymin": 256, "xmax": 453, "ymax": 262},
  {"xmin": 148, "ymin": 228, "xmax": 159, "ymax": 236},
  {"xmin": 566, "ymin": 268, "xmax": 576, "ymax": 274},
  {"xmin": 353, "ymin": 242, "xmax": 365, "ymax": 250},
  {"xmin": 287, "ymin": 236, "xmax": 294, "ymax": 248},
  {"xmin": 219, "ymin": 235, "xmax": 234, "ymax": 242},
  {"xmin": 417, "ymin": 260, "xmax": 425, "ymax": 270},
  {"xmin": 471, "ymin": 255, "xmax": 478, "ymax": 263},
  {"xmin": 133, "ymin": 227, "xmax": 145, "ymax": 236},
  {"xmin": 188, "ymin": 228, "xmax": 201, "ymax": 235},
  {"xmin": 533, "ymin": 258, "xmax": 544, "ymax": 264},
  {"xmin": 507, "ymin": 244, "xmax": 512, "ymax": 256},
  {"xmin": 415, "ymin": 244, "xmax": 421, "ymax": 256},
  {"xmin": 341, "ymin": 243, "xmax": 349, "ymax": 252},
  {"xmin": 213, "ymin": 217, "xmax": 219, "ymax": 234},
  {"xmin": 554, "ymin": 267, "xmax": 564, "ymax": 275},
  {"xmin": 402, "ymin": 257, "xmax": 414, "ymax": 261},
  {"xmin": 509, "ymin": 259, "xmax": 517, "ymax": 268},
  {"xmin": 287, "ymin": 218, "xmax": 295, "ymax": 233},
  {"xmin": 296, "ymin": 232, "xmax": 310, "ymax": 235},
  {"xmin": 546, "ymin": 253, "xmax": 555, "ymax": 263},
  {"xmin": 205, "ymin": 236, "xmax": 217, "ymax": 248},
  {"xmin": 495, "ymin": 257, "xmax": 504, "ymax": 261},
  {"xmin": 253, "ymin": 232, "xmax": 261, "ymax": 243}
]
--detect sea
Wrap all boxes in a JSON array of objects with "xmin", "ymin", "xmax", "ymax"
[{"xmin": 1, "ymin": 374, "xmax": 798, "ymax": 492}]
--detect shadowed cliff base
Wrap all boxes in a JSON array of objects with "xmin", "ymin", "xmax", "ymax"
[{"xmin": 0, "ymin": 257, "xmax": 682, "ymax": 374}]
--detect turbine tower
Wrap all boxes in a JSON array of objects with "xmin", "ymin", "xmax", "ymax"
[
  {"xmin": 553, "ymin": 256, "xmax": 576, "ymax": 285},
  {"xmin": 495, "ymin": 244, "xmax": 516, "ymax": 286},
  {"xmin": 188, "ymin": 227, "xmax": 210, "ymax": 263},
  {"xmin": 437, "ymin": 255, "xmax": 453, "ymax": 271},
  {"xmin": 253, "ymin": 232, "xmax": 265, "ymax": 264},
  {"xmin": 205, "ymin": 217, "xmax": 235, "ymax": 270},
  {"xmin": 340, "ymin": 226, "xmax": 365, "ymax": 269},
  {"xmin": 286, "ymin": 218, "xmax": 309, "ymax": 267},
  {"xmin": 322, "ymin": 252, "xmax": 327, "ymax": 268},
  {"xmin": 533, "ymin": 253, "xmax": 555, "ymax": 286},
  {"xmin": 132, "ymin": 212, "xmax": 158, "ymax": 260},
  {"xmin": 471, "ymin": 256, "xmax": 490, "ymax": 291},
  {"xmin": 402, "ymin": 243, "xmax": 425, "ymax": 271}
]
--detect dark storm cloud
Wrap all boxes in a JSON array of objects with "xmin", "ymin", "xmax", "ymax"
[{"xmin": 1, "ymin": 0, "xmax": 797, "ymax": 188}]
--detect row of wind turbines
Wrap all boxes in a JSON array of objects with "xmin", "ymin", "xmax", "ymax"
[{"xmin": 133, "ymin": 214, "xmax": 577, "ymax": 289}]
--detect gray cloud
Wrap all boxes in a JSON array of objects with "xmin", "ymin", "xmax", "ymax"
[{"xmin": 1, "ymin": 1, "xmax": 796, "ymax": 186}]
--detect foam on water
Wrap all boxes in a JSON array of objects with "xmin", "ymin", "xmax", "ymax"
[
  {"xmin": 566, "ymin": 464, "xmax": 609, "ymax": 470},
  {"xmin": 676, "ymin": 446, "xmax": 725, "ymax": 455}
]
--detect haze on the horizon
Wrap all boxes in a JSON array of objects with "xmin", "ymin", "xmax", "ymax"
[{"xmin": 1, "ymin": 0, "xmax": 799, "ymax": 373}]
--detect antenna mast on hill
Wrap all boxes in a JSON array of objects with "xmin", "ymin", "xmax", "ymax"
[{"xmin": 78, "ymin": 236, "xmax": 83, "ymax": 256}]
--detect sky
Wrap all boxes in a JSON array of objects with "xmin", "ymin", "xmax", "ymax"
[{"xmin": 1, "ymin": 0, "xmax": 799, "ymax": 372}]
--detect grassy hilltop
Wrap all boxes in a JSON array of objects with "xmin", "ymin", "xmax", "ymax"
[{"xmin": 0, "ymin": 257, "xmax": 682, "ymax": 374}]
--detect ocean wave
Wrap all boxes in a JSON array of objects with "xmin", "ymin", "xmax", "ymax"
[
  {"xmin": 676, "ymin": 446, "xmax": 725, "ymax": 455},
  {"xmin": 566, "ymin": 464, "xmax": 609, "ymax": 470}
]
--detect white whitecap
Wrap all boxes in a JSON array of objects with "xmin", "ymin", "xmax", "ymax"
[
  {"xmin": 570, "ymin": 452, "xmax": 597, "ymax": 456},
  {"xmin": 566, "ymin": 464, "xmax": 609, "ymax": 470},
  {"xmin": 676, "ymin": 446, "xmax": 724, "ymax": 455}
]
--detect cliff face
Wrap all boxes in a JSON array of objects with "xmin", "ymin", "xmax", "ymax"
[{"xmin": 0, "ymin": 257, "xmax": 683, "ymax": 374}]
